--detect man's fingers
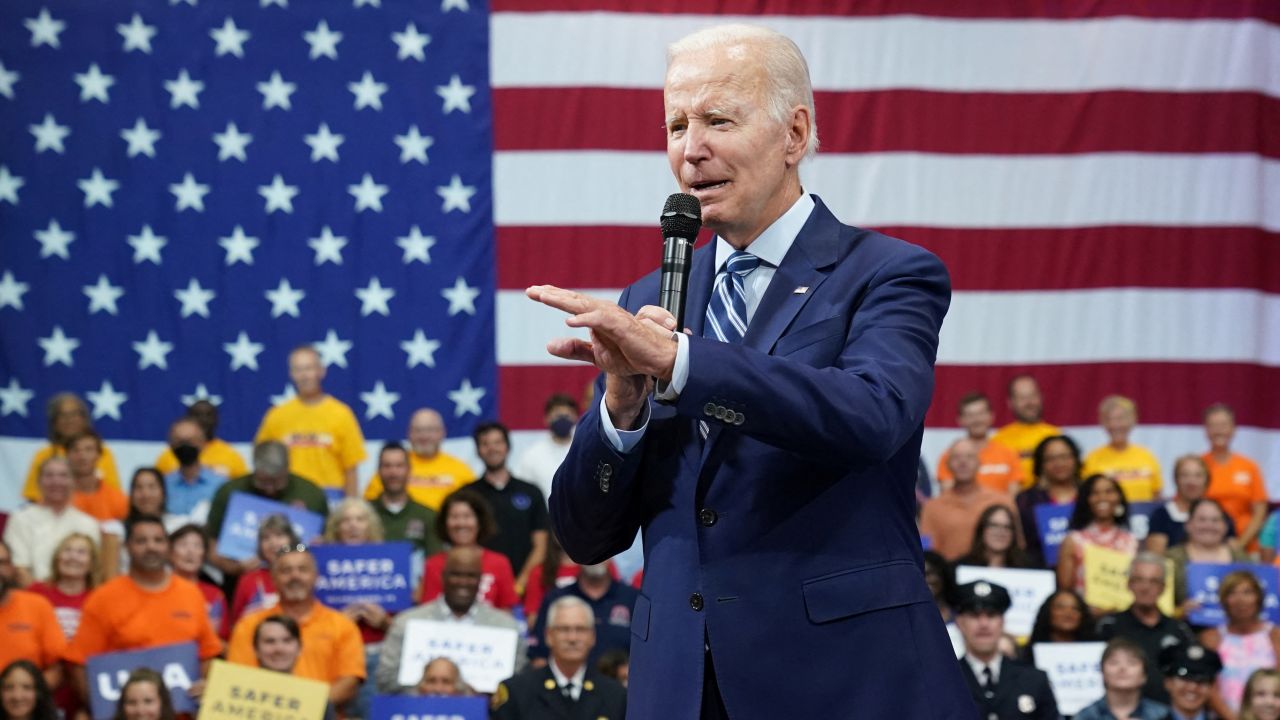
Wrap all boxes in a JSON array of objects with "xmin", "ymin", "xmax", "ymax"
[
  {"xmin": 636, "ymin": 304, "xmax": 678, "ymax": 330},
  {"xmin": 527, "ymin": 284, "xmax": 603, "ymax": 315},
  {"xmin": 546, "ymin": 337, "xmax": 596, "ymax": 364}
]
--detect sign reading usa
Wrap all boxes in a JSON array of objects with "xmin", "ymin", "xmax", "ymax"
[
  {"xmin": 217, "ymin": 492, "xmax": 325, "ymax": 561},
  {"xmin": 311, "ymin": 541, "xmax": 414, "ymax": 612},
  {"xmin": 85, "ymin": 642, "xmax": 199, "ymax": 720}
]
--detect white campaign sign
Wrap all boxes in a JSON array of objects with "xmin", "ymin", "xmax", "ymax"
[
  {"xmin": 955, "ymin": 565, "xmax": 1056, "ymax": 638},
  {"xmin": 397, "ymin": 620, "xmax": 519, "ymax": 693},
  {"xmin": 1033, "ymin": 641, "xmax": 1105, "ymax": 716}
]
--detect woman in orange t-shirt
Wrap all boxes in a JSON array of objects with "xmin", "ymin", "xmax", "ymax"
[{"xmin": 1202, "ymin": 404, "xmax": 1268, "ymax": 550}]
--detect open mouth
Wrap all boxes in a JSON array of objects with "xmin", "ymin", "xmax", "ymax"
[{"xmin": 690, "ymin": 180, "xmax": 729, "ymax": 193}]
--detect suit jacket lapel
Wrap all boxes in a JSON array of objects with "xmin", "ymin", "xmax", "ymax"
[{"xmin": 684, "ymin": 241, "xmax": 716, "ymax": 337}]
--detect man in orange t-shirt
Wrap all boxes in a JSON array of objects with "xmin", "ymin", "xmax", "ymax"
[
  {"xmin": 991, "ymin": 375, "xmax": 1062, "ymax": 486},
  {"xmin": 936, "ymin": 392, "xmax": 1024, "ymax": 495},
  {"xmin": 65, "ymin": 515, "xmax": 222, "ymax": 699},
  {"xmin": 225, "ymin": 546, "xmax": 364, "ymax": 705},
  {"xmin": 66, "ymin": 431, "xmax": 128, "ymax": 522},
  {"xmin": 1201, "ymin": 403, "xmax": 1269, "ymax": 550},
  {"xmin": 0, "ymin": 539, "xmax": 67, "ymax": 689}
]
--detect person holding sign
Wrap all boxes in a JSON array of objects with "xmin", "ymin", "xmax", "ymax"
[
  {"xmin": 228, "ymin": 516, "xmax": 299, "ymax": 626},
  {"xmin": 953, "ymin": 581, "xmax": 1059, "ymax": 720},
  {"xmin": 110, "ymin": 669, "xmax": 175, "ymax": 720},
  {"xmin": 1072, "ymin": 637, "xmax": 1171, "ymax": 720},
  {"xmin": 1057, "ymin": 474, "xmax": 1138, "ymax": 599},
  {"xmin": 1015, "ymin": 435, "xmax": 1083, "ymax": 567},
  {"xmin": 1024, "ymin": 590, "xmax": 1097, "ymax": 663},
  {"xmin": 1167, "ymin": 499, "xmax": 1248, "ymax": 610},
  {"xmin": 1200, "ymin": 570, "xmax": 1280, "ymax": 717}
]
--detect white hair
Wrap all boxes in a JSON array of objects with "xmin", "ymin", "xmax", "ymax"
[
  {"xmin": 546, "ymin": 594, "xmax": 594, "ymax": 629},
  {"xmin": 668, "ymin": 24, "xmax": 819, "ymax": 158}
]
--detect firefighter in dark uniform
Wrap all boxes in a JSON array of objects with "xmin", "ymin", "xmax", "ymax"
[
  {"xmin": 955, "ymin": 580, "xmax": 1060, "ymax": 720},
  {"xmin": 492, "ymin": 595, "xmax": 626, "ymax": 720},
  {"xmin": 1161, "ymin": 642, "xmax": 1224, "ymax": 720}
]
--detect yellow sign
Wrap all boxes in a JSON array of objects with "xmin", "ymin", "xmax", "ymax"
[
  {"xmin": 1082, "ymin": 544, "xmax": 1174, "ymax": 614},
  {"xmin": 198, "ymin": 660, "xmax": 328, "ymax": 720}
]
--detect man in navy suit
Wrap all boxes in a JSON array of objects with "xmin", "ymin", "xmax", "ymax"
[{"xmin": 526, "ymin": 24, "xmax": 976, "ymax": 719}]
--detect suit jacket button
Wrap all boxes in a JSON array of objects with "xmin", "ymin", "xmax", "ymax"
[
  {"xmin": 714, "ymin": 406, "xmax": 727, "ymax": 420},
  {"xmin": 599, "ymin": 476, "xmax": 609, "ymax": 493},
  {"xmin": 689, "ymin": 592, "xmax": 704, "ymax": 612},
  {"xmin": 733, "ymin": 412, "xmax": 745, "ymax": 425},
  {"xmin": 699, "ymin": 509, "xmax": 717, "ymax": 527},
  {"xmin": 703, "ymin": 402, "xmax": 716, "ymax": 416}
]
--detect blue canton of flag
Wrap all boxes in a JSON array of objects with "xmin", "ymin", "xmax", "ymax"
[{"xmin": 0, "ymin": 0, "xmax": 496, "ymax": 446}]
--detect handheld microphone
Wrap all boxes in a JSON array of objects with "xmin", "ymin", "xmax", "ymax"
[{"xmin": 656, "ymin": 193, "xmax": 700, "ymax": 398}]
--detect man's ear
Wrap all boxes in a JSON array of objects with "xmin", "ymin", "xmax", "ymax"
[{"xmin": 785, "ymin": 105, "xmax": 811, "ymax": 165}]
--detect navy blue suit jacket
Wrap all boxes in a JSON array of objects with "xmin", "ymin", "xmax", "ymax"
[{"xmin": 550, "ymin": 197, "xmax": 978, "ymax": 719}]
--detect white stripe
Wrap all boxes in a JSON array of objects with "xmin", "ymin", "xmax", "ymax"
[
  {"xmin": 497, "ymin": 288, "xmax": 1280, "ymax": 367},
  {"xmin": 493, "ymin": 151, "xmax": 1280, "ymax": 231},
  {"xmin": 492, "ymin": 13, "xmax": 1280, "ymax": 96}
]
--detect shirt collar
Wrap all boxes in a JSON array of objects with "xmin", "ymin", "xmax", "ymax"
[
  {"xmin": 964, "ymin": 653, "xmax": 1003, "ymax": 684},
  {"xmin": 713, "ymin": 192, "xmax": 814, "ymax": 271},
  {"xmin": 549, "ymin": 659, "xmax": 587, "ymax": 692}
]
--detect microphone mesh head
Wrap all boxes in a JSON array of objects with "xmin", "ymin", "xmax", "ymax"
[{"xmin": 660, "ymin": 193, "xmax": 702, "ymax": 239}]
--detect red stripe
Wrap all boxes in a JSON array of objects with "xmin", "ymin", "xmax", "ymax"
[
  {"xmin": 497, "ymin": 226, "xmax": 1280, "ymax": 293},
  {"xmin": 491, "ymin": 0, "xmax": 1280, "ymax": 21},
  {"xmin": 494, "ymin": 89, "xmax": 1280, "ymax": 157},
  {"xmin": 498, "ymin": 362, "xmax": 1280, "ymax": 431}
]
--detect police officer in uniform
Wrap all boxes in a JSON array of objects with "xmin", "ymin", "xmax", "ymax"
[
  {"xmin": 492, "ymin": 595, "xmax": 626, "ymax": 720},
  {"xmin": 1161, "ymin": 642, "xmax": 1224, "ymax": 720},
  {"xmin": 955, "ymin": 580, "xmax": 1060, "ymax": 720}
]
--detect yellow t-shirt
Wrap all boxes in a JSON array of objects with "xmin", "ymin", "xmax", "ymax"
[
  {"xmin": 154, "ymin": 438, "xmax": 249, "ymax": 478},
  {"xmin": 992, "ymin": 421, "xmax": 1062, "ymax": 488},
  {"xmin": 22, "ymin": 444, "xmax": 121, "ymax": 502},
  {"xmin": 362, "ymin": 451, "xmax": 475, "ymax": 510},
  {"xmin": 254, "ymin": 396, "xmax": 366, "ymax": 490},
  {"xmin": 1082, "ymin": 444, "xmax": 1163, "ymax": 502}
]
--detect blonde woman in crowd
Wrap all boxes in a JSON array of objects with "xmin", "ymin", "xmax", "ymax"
[
  {"xmin": 1083, "ymin": 395, "xmax": 1163, "ymax": 502},
  {"xmin": 1240, "ymin": 669, "xmax": 1280, "ymax": 720},
  {"xmin": 1201, "ymin": 570, "xmax": 1280, "ymax": 717}
]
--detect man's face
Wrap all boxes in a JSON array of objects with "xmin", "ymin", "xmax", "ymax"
[
  {"xmin": 1204, "ymin": 410, "xmax": 1235, "ymax": 450},
  {"xmin": 947, "ymin": 439, "xmax": 981, "ymax": 485},
  {"xmin": 288, "ymin": 349, "xmax": 325, "ymax": 396},
  {"xmin": 66, "ymin": 436, "xmax": 100, "ymax": 478},
  {"xmin": 1101, "ymin": 405, "xmax": 1135, "ymax": 442},
  {"xmin": 547, "ymin": 604, "xmax": 596, "ymax": 667},
  {"xmin": 1102, "ymin": 649, "xmax": 1146, "ymax": 692},
  {"xmin": 957, "ymin": 400, "xmax": 993, "ymax": 439},
  {"xmin": 1165, "ymin": 676, "xmax": 1212, "ymax": 715},
  {"xmin": 52, "ymin": 398, "xmax": 89, "ymax": 439},
  {"xmin": 408, "ymin": 410, "xmax": 444, "ymax": 456},
  {"xmin": 475, "ymin": 429, "xmax": 509, "ymax": 471},
  {"xmin": 1008, "ymin": 378, "xmax": 1043, "ymax": 423},
  {"xmin": 442, "ymin": 554, "xmax": 482, "ymax": 613},
  {"xmin": 272, "ymin": 552, "xmax": 317, "ymax": 604},
  {"xmin": 664, "ymin": 43, "xmax": 803, "ymax": 245},
  {"xmin": 378, "ymin": 449, "xmax": 410, "ymax": 493},
  {"xmin": 1127, "ymin": 563, "xmax": 1165, "ymax": 608},
  {"xmin": 419, "ymin": 660, "xmax": 459, "ymax": 697},
  {"xmin": 126, "ymin": 522, "xmax": 169, "ymax": 573},
  {"xmin": 169, "ymin": 419, "xmax": 208, "ymax": 451},
  {"xmin": 38, "ymin": 459, "xmax": 74, "ymax": 505},
  {"xmin": 956, "ymin": 610, "xmax": 1003, "ymax": 657},
  {"xmin": 252, "ymin": 468, "xmax": 289, "ymax": 497}
]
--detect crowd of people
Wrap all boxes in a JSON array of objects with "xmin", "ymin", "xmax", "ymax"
[{"xmin": 0, "ymin": 348, "xmax": 1275, "ymax": 719}]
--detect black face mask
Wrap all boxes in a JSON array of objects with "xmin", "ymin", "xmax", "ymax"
[
  {"xmin": 549, "ymin": 416, "xmax": 575, "ymax": 439},
  {"xmin": 172, "ymin": 443, "xmax": 200, "ymax": 467}
]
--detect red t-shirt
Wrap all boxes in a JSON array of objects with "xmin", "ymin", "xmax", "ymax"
[
  {"xmin": 421, "ymin": 549, "xmax": 518, "ymax": 610},
  {"xmin": 196, "ymin": 580, "xmax": 229, "ymax": 639},
  {"xmin": 27, "ymin": 582, "xmax": 89, "ymax": 638},
  {"xmin": 523, "ymin": 562, "xmax": 621, "ymax": 618},
  {"xmin": 230, "ymin": 568, "xmax": 277, "ymax": 626}
]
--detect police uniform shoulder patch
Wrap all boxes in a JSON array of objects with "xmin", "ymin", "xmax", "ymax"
[
  {"xmin": 491, "ymin": 683, "xmax": 509, "ymax": 710},
  {"xmin": 544, "ymin": 678, "xmax": 557, "ymax": 690},
  {"xmin": 1018, "ymin": 694, "xmax": 1036, "ymax": 713}
]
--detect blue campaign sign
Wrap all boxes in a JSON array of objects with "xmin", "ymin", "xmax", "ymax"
[
  {"xmin": 1186, "ymin": 563, "xmax": 1280, "ymax": 626},
  {"xmin": 217, "ymin": 492, "xmax": 325, "ymax": 561},
  {"xmin": 311, "ymin": 542, "xmax": 415, "ymax": 612},
  {"xmin": 85, "ymin": 642, "xmax": 199, "ymax": 720},
  {"xmin": 1035, "ymin": 502, "xmax": 1075, "ymax": 566},
  {"xmin": 370, "ymin": 694, "xmax": 488, "ymax": 720},
  {"xmin": 1127, "ymin": 501, "xmax": 1160, "ymax": 541}
]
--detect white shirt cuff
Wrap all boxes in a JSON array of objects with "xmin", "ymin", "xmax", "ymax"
[
  {"xmin": 599, "ymin": 395, "xmax": 651, "ymax": 453},
  {"xmin": 655, "ymin": 331, "xmax": 690, "ymax": 402}
]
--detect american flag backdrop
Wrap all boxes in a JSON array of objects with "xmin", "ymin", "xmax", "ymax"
[{"xmin": 1, "ymin": 0, "xmax": 1278, "ymax": 506}]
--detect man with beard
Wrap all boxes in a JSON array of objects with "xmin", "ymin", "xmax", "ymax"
[
  {"xmin": 370, "ymin": 442, "xmax": 441, "ymax": 556},
  {"xmin": 0, "ymin": 539, "xmax": 66, "ymax": 688},
  {"xmin": 65, "ymin": 515, "xmax": 223, "ymax": 698},
  {"xmin": 993, "ymin": 375, "xmax": 1062, "ymax": 486},
  {"xmin": 374, "ymin": 545, "xmax": 524, "ymax": 694},
  {"xmin": 226, "ymin": 545, "xmax": 364, "ymax": 705},
  {"xmin": 465, "ymin": 421, "xmax": 549, "ymax": 594},
  {"xmin": 529, "ymin": 562, "xmax": 638, "ymax": 670},
  {"xmin": 364, "ymin": 408, "xmax": 476, "ymax": 511}
]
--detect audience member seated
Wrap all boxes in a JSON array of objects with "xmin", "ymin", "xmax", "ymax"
[
  {"xmin": 1200, "ymin": 570, "xmax": 1280, "ymax": 717},
  {"xmin": 1015, "ymin": 435, "xmax": 1082, "ymax": 565},
  {"xmin": 228, "ymin": 515, "xmax": 297, "ymax": 626},
  {"xmin": 64, "ymin": 515, "xmax": 222, "ymax": 699},
  {"xmin": 1167, "ymin": 499, "xmax": 1247, "ymax": 612},
  {"xmin": 1073, "ymin": 637, "xmax": 1171, "ymax": 720},
  {"xmin": 420, "ymin": 490, "xmax": 518, "ymax": 610},
  {"xmin": 254, "ymin": 346, "xmax": 366, "ymax": 497},
  {"xmin": 22, "ymin": 393, "xmax": 121, "ymax": 503},
  {"xmin": 168, "ymin": 525, "xmax": 228, "ymax": 638},
  {"xmin": 953, "ymin": 581, "xmax": 1059, "ymax": 719},
  {"xmin": 226, "ymin": 545, "xmax": 364, "ymax": 706},
  {"xmin": 1201, "ymin": 403, "xmax": 1267, "ymax": 552},
  {"xmin": 1097, "ymin": 553, "xmax": 1197, "ymax": 705},
  {"xmin": 5, "ymin": 458, "xmax": 100, "ymax": 586},
  {"xmin": 252, "ymin": 615, "xmax": 301, "ymax": 674},
  {"xmin": 511, "ymin": 393, "xmax": 579, "ymax": 502},
  {"xmin": 1240, "ymin": 669, "xmax": 1280, "ymax": 720},
  {"xmin": 206, "ymin": 441, "xmax": 329, "ymax": 580},
  {"xmin": 492, "ymin": 596, "xmax": 627, "ymax": 720},
  {"xmin": 0, "ymin": 541, "xmax": 65, "ymax": 690},
  {"xmin": 27, "ymin": 533, "xmax": 99, "ymax": 638},
  {"xmin": 375, "ymin": 546, "xmax": 524, "ymax": 694},
  {"xmin": 1147, "ymin": 456, "xmax": 1218, "ymax": 554},
  {"xmin": 956, "ymin": 505, "xmax": 1032, "ymax": 569},
  {"xmin": 596, "ymin": 650, "xmax": 629, "ymax": 689},
  {"xmin": 323, "ymin": 498, "xmax": 391, "ymax": 719},
  {"xmin": 161, "ymin": 417, "xmax": 226, "ymax": 523},
  {"xmin": 466, "ymin": 421, "xmax": 549, "ymax": 593},
  {"xmin": 525, "ymin": 533, "xmax": 617, "ymax": 626},
  {"xmin": 529, "ymin": 563, "xmax": 638, "ymax": 668},
  {"xmin": 154, "ymin": 400, "xmax": 248, "ymax": 480},
  {"xmin": 368, "ymin": 443, "xmax": 441, "ymax": 557},
  {"xmin": 1024, "ymin": 589, "xmax": 1096, "ymax": 662},
  {"xmin": 414, "ymin": 658, "xmax": 471, "ymax": 697},
  {"xmin": 111, "ymin": 669, "xmax": 175, "ymax": 720},
  {"xmin": 126, "ymin": 468, "xmax": 184, "ymax": 533},
  {"xmin": 363, "ymin": 408, "xmax": 475, "ymax": 511},
  {"xmin": 919, "ymin": 437, "xmax": 1020, "ymax": 561},
  {"xmin": 923, "ymin": 550, "xmax": 957, "ymax": 626},
  {"xmin": 1083, "ymin": 395, "xmax": 1164, "ymax": 502},
  {"xmin": 992, "ymin": 375, "xmax": 1062, "ymax": 486},
  {"xmin": 65, "ymin": 432, "xmax": 128, "ymax": 523},
  {"xmin": 1159, "ymin": 642, "xmax": 1223, "ymax": 720},
  {"xmin": 935, "ymin": 392, "xmax": 1023, "ymax": 495},
  {"xmin": 1057, "ymin": 474, "xmax": 1138, "ymax": 599},
  {"xmin": 0, "ymin": 660, "xmax": 58, "ymax": 720}
]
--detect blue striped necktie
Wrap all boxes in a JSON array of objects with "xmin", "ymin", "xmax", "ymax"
[{"xmin": 704, "ymin": 250, "xmax": 762, "ymax": 344}]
